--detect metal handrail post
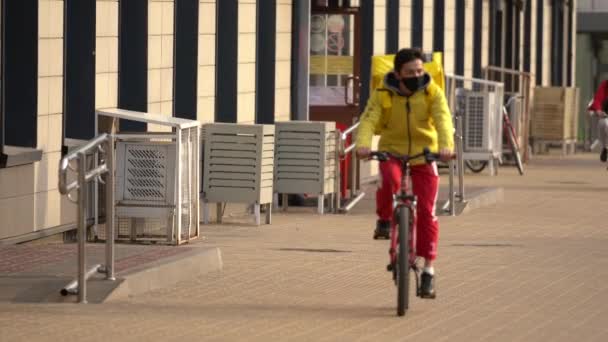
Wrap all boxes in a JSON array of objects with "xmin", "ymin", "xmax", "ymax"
[
  {"xmin": 456, "ymin": 116, "xmax": 465, "ymax": 201},
  {"xmin": 334, "ymin": 132, "xmax": 341, "ymax": 213},
  {"xmin": 448, "ymin": 159, "xmax": 455, "ymax": 216},
  {"xmin": 77, "ymin": 151, "xmax": 88, "ymax": 304},
  {"xmin": 350, "ymin": 142, "xmax": 357, "ymax": 199},
  {"xmin": 105, "ymin": 137, "xmax": 115, "ymax": 280}
]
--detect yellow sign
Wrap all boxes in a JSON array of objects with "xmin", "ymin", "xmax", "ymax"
[{"xmin": 310, "ymin": 55, "xmax": 353, "ymax": 75}]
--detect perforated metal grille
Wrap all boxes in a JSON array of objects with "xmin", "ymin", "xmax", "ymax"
[
  {"xmin": 465, "ymin": 95, "xmax": 485, "ymax": 150},
  {"xmin": 94, "ymin": 217, "xmax": 167, "ymax": 242},
  {"xmin": 123, "ymin": 145, "xmax": 168, "ymax": 202}
]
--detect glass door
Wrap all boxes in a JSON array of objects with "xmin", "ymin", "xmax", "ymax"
[{"xmin": 309, "ymin": 7, "xmax": 361, "ymax": 126}]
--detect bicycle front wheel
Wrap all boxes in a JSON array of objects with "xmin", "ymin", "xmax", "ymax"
[{"xmin": 397, "ymin": 206, "xmax": 410, "ymax": 316}]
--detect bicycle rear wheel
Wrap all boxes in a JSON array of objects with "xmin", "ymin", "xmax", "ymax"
[
  {"xmin": 397, "ymin": 206, "xmax": 410, "ymax": 316},
  {"xmin": 465, "ymin": 160, "xmax": 488, "ymax": 173}
]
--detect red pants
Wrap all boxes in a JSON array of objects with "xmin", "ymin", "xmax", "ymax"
[{"xmin": 377, "ymin": 159, "xmax": 440, "ymax": 261}]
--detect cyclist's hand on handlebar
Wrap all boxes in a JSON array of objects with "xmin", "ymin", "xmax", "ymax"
[
  {"xmin": 356, "ymin": 147, "xmax": 371, "ymax": 159},
  {"xmin": 439, "ymin": 148, "xmax": 455, "ymax": 162}
]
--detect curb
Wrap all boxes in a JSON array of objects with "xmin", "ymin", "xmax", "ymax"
[
  {"xmin": 104, "ymin": 247, "xmax": 223, "ymax": 302},
  {"xmin": 436, "ymin": 187, "xmax": 504, "ymax": 216},
  {"xmin": 462, "ymin": 187, "xmax": 504, "ymax": 214}
]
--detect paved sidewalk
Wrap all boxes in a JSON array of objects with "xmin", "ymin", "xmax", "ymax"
[{"xmin": 1, "ymin": 153, "xmax": 608, "ymax": 341}]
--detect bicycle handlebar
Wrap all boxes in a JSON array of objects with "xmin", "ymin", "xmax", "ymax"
[
  {"xmin": 504, "ymin": 94, "xmax": 524, "ymax": 109},
  {"xmin": 368, "ymin": 148, "xmax": 442, "ymax": 164}
]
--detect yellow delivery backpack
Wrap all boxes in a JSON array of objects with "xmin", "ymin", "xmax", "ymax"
[
  {"xmin": 369, "ymin": 52, "xmax": 446, "ymax": 134},
  {"xmin": 370, "ymin": 52, "xmax": 445, "ymax": 92}
]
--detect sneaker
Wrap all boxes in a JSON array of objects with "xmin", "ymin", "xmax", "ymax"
[
  {"xmin": 419, "ymin": 272, "xmax": 436, "ymax": 299},
  {"xmin": 601, "ymin": 148, "xmax": 607, "ymax": 162},
  {"xmin": 373, "ymin": 220, "xmax": 390, "ymax": 240}
]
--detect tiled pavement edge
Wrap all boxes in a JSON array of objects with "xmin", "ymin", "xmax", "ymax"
[{"xmin": 0, "ymin": 243, "xmax": 222, "ymax": 303}]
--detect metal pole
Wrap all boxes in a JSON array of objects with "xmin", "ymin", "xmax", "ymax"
[
  {"xmin": 175, "ymin": 129, "xmax": 182, "ymax": 244},
  {"xmin": 334, "ymin": 132, "xmax": 341, "ymax": 212},
  {"xmin": 61, "ymin": 264, "xmax": 102, "ymax": 296},
  {"xmin": 350, "ymin": 145, "xmax": 357, "ymax": 199},
  {"xmin": 105, "ymin": 138, "xmax": 115, "ymax": 280},
  {"xmin": 77, "ymin": 152, "xmax": 88, "ymax": 304},
  {"xmin": 448, "ymin": 159, "xmax": 455, "ymax": 216},
  {"xmin": 456, "ymin": 116, "xmax": 465, "ymax": 201},
  {"xmin": 349, "ymin": 118, "xmax": 357, "ymax": 199}
]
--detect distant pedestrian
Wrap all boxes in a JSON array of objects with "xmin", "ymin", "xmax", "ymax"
[{"xmin": 587, "ymin": 80, "xmax": 608, "ymax": 162}]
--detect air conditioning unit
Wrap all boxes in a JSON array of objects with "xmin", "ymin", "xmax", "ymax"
[
  {"xmin": 95, "ymin": 109, "xmax": 201, "ymax": 245},
  {"xmin": 462, "ymin": 91, "xmax": 497, "ymax": 153}
]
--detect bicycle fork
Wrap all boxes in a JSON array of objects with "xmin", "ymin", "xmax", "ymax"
[{"xmin": 388, "ymin": 201, "xmax": 423, "ymax": 297}]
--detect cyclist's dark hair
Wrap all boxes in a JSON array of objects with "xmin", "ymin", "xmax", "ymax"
[{"xmin": 394, "ymin": 48, "xmax": 425, "ymax": 72}]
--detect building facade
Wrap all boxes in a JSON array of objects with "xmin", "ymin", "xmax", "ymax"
[
  {"xmin": 576, "ymin": 0, "xmax": 607, "ymax": 143},
  {"xmin": 0, "ymin": 0, "xmax": 576, "ymax": 241}
]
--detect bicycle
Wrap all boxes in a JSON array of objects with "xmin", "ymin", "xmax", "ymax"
[
  {"xmin": 368, "ymin": 148, "xmax": 441, "ymax": 316},
  {"xmin": 465, "ymin": 95, "xmax": 525, "ymax": 175}
]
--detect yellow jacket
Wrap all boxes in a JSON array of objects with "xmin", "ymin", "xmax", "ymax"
[{"xmin": 356, "ymin": 72, "xmax": 454, "ymax": 164}]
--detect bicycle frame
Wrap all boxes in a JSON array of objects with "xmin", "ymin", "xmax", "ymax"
[
  {"xmin": 502, "ymin": 95, "xmax": 522, "ymax": 150},
  {"xmin": 503, "ymin": 106, "xmax": 521, "ymax": 150}
]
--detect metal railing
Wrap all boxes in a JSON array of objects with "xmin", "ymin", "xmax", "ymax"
[
  {"xmin": 58, "ymin": 133, "xmax": 115, "ymax": 304},
  {"xmin": 334, "ymin": 121, "xmax": 365, "ymax": 213},
  {"xmin": 443, "ymin": 116, "xmax": 465, "ymax": 216},
  {"xmin": 334, "ymin": 119, "xmax": 463, "ymax": 216}
]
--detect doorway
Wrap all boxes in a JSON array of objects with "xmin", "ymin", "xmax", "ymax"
[{"xmin": 309, "ymin": 2, "xmax": 361, "ymax": 127}]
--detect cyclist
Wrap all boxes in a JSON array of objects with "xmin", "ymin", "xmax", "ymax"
[
  {"xmin": 356, "ymin": 48, "xmax": 454, "ymax": 298},
  {"xmin": 588, "ymin": 79, "xmax": 608, "ymax": 162}
]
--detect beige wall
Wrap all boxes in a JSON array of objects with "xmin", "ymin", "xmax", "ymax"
[
  {"xmin": 0, "ymin": 0, "xmax": 74, "ymax": 240},
  {"xmin": 148, "ymin": 0, "xmax": 174, "ymax": 132},
  {"xmin": 237, "ymin": 0, "xmax": 256, "ymax": 123},
  {"xmin": 529, "ymin": 0, "xmax": 537, "ymax": 84},
  {"xmin": 571, "ymin": 0, "xmax": 577, "ymax": 84},
  {"xmin": 422, "ymin": 0, "xmax": 433, "ymax": 52},
  {"xmin": 542, "ymin": 0, "xmax": 552, "ymax": 85},
  {"xmin": 197, "ymin": 0, "xmax": 216, "ymax": 123},
  {"xmin": 275, "ymin": 0, "xmax": 292, "ymax": 122},
  {"xmin": 399, "ymin": 0, "xmax": 411, "ymax": 49},
  {"xmin": 374, "ymin": 0, "xmax": 386, "ymax": 55},
  {"xmin": 464, "ymin": 0, "xmax": 474, "ymax": 79},
  {"xmin": 444, "ymin": 1, "xmax": 455, "ymax": 75},
  {"xmin": 482, "ymin": 0, "xmax": 489, "ymax": 70},
  {"xmin": 96, "ymin": 0, "xmax": 119, "ymax": 111}
]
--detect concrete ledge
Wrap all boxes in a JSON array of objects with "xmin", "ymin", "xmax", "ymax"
[
  {"xmin": 461, "ymin": 187, "xmax": 504, "ymax": 214},
  {"xmin": 437, "ymin": 187, "xmax": 504, "ymax": 216},
  {"xmin": 105, "ymin": 247, "xmax": 223, "ymax": 302},
  {"xmin": 0, "ymin": 246, "xmax": 223, "ymax": 304}
]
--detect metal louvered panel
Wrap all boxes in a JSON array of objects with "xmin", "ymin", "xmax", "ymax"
[
  {"xmin": 203, "ymin": 123, "xmax": 275, "ymax": 204},
  {"xmin": 274, "ymin": 121, "xmax": 336, "ymax": 195}
]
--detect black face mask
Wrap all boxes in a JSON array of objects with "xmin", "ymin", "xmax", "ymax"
[{"xmin": 401, "ymin": 76, "xmax": 426, "ymax": 92}]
